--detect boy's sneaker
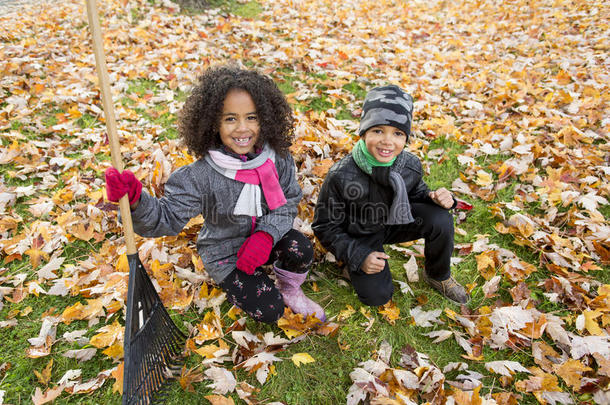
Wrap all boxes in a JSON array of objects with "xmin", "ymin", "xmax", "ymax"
[{"xmin": 423, "ymin": 272, "xmax": 469, "ymax": 304}]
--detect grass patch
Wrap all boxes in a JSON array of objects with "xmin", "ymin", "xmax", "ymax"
[{"xmin": 177, "ymin": 0, "xmax": 262, "ymax": 18}]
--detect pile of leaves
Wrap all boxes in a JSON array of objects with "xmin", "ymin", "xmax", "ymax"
[{"xmin": 0, "ymin": 0, "xmax": 608, "ymax": 403}]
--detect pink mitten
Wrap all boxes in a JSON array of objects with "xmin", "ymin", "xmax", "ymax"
[
  {"xmin": 236, "ymin": 231, "xmax": 273, "ymax": 275},
  {"xmin": 105, "ymin": 167, "xmax": 142, "ymax": 205}
]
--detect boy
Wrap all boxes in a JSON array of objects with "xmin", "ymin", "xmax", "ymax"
[{"xmin": 312, "ymin": 85, "xmax": 468, "ymax": 306}]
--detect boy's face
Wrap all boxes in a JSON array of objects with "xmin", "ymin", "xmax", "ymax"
[
  {"xmin": 362, "ymin": 125, "xmax": 407, "ymax": 163},
  {"xmin": 219, "ymin": 88, "xmax": 260, "ymax": 155}
]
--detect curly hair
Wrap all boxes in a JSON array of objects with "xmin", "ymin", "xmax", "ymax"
[{"xmin": 178, "ymin": 66, "xmax": 294, "ymax": 159}]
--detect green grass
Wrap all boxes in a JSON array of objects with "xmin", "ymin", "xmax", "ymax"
[{"xmin": 178, "ymin": 0, "xmax": 262, "ymax": 18}]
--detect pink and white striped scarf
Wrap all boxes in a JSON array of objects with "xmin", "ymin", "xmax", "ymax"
[{"xmin": 205, "ymin": 144, "xmax": 287, "ymax": 217}]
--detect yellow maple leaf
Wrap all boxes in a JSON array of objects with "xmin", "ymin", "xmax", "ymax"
[
  {"xmin": 52, "ymin": 188, "xmax": 74, "ymax": 205},
  {"xmin": 227, "ymin": 305, "xmax": 242, "ymax": 320},
  {"xmin": 583, "ymin": 310, "xmax": 603, "ymax": 336},
  {"xmin": 378, "ymin": 301, "xmax": 400, "ymax": 325},
  {"xmin": 70, "ymin": 223, "xmax": 95, "ymax": 241},
  {"xmin": 277, "ymin": 319, "xmax": 303, "ymax": 339},
  {"xmin": 337, "ymin": 304, "xmax": 355, "ymax": 321},
  {"xmin": 194, "ymin": 311, "xmax": 224, "ymax": 343},
  {"xmin": 291, "ymin": 353, "xmax": 315, "ymax": 367},
  {"xmin": 90, "ymin": 320, "xmax": 124, "ymax": 348},
  {"xmin": 102, "ymin": 343, "xmax": 124, "ymax": 359},
  {"xmin": 475, "ymin": 251, "xmax": 497, "ymax": 280},
  {"xmin": 475, "ymin": 170, "xmax": 493, "ymax": 187},
  {"xmin": 112, "ymin": 362, "xmax": 124, "ymax": 395},
  {"xmin": 194, "ymin": 343, "xmax": 221, "ymax": 359},
  {"xmin": 204, "ymin": 394, "xmax": 234, "ymax": 405},
  {"xmin": 24, "ymin": 248, "xmax": 49, "ymax": 270},
  {"xmin": 554, "ymin": 359, "xmax": 592, "ymax": 390},
  {"xmin": 115, "ymin": 254, "xmax": 129, "ymax": 273},
  {"xmin": 277, "ymin": 308, "xmax": 322, "ymax": 338},
  {"xmin": 61, "ymin": 302, "xmax": 85, "ymax": 325}
]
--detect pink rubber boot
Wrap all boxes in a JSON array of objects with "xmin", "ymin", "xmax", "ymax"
[{"xmin": 274, "ymin": 265, "xmax": 326, "ymax": 322}]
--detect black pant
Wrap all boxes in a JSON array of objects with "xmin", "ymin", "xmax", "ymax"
[
  {"xmin": 350, "ymin": 203, "xmax": 454, "ymax": 306},
  {"xmin": 219, "ymin": 229, "xmax": 313, "ymax": 323}
]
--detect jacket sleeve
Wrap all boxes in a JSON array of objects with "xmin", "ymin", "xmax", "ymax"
[
  {"xmin": 312, "ymin": 173, "xmax": 373, "ymax": 274},
  {"xmin": 130, "ymin": 165, "xmax": 203, "ymax": 237},
  {"xmin": 255, "ymin": 154, "xmax": 301, "ymax": 243}
]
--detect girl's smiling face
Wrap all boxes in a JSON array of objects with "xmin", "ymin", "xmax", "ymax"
[
  {"xmin": 219, "ymin": 88, "xmax": 260, "ymax": 155},
  {"xmin": 362, "ymin": 125, "xmax": 407, "ymax": 163}
]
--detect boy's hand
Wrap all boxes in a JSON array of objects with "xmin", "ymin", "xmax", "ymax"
[
  {"xmin": 361, "ymin": 251, "xmax": 390, "ymax": 274},
  {"xmin": 429, "ymin": 188, "xmax": 454, "ymax": 209}
]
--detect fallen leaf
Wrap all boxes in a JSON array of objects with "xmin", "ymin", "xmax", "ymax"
[
  {"xmin": 378, "ymin": 301, "xmax": 400, "ymax": 325},
  {"xmin": 204, "ymin": 394, "xmax": 235, "ymax": 405},
  {"xmin": 291, "ymin": 353, "xmax": 315, "ymax": 367},
  {"xmin": 31, "ymin": 386, "xmax": 63, "ymax": 405},
  {"xmin": 33, "ymin": 359, "xmax": 53, "ymax": 386},
  {"xmin": 204, "ymin": 366, "xmax": 236, "ymax": 395}
]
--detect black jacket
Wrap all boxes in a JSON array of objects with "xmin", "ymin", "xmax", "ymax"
[{"xmin": 312, "ymin": 151, "xmax": 431, "ymax": 274}]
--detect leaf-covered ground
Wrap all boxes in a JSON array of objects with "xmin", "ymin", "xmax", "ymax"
[{"xmin": 0, "ymin": 0, "xmax": 609, "ymax": 404}]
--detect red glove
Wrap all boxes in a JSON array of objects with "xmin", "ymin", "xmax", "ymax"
[
  {"xmin": 236, "ymin": 231, "xmax": 273, "ymax": 275},
  {"xmin": 105, "ymin": 167, "xmax": 142, "ymax": 205}
]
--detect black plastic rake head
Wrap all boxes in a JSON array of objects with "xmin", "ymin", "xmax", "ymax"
[{"xmin": 123, "ymin": 254, "xmax": 186, "ymax": 405}]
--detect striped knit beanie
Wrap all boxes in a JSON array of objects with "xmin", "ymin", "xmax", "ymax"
[{"xmin": 357, "ymin": 85, "xmax": 413, "ymax": 138}]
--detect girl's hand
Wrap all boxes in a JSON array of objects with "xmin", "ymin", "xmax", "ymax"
[
  {"xmin": 361, "ymin": 251, "xmax": 389, "ymax": 274},
  {"xmin": 105, "ymin": 167, "xmax": 142, "ymax": 208},
  {"xmin": 429, "ymin": 188, "xmax": 454, "ymax": 209},
  {"xmin": 236, "ymin": 231, "xmax": 273, "ymax": 275}
]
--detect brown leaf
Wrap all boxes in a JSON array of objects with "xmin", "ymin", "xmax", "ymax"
[
  {"xmin": 475, "ymin": 251, "xmax": 497, "ymax": 280},
  {"xmin": 33, "ymin": 359, "xmax": 53, "ymax": 386},
  {"xmin": 204, "ymin": 394, "xmax": 235, "ymax": 405},
  {"xmin": 179, "ymin": 365, "xmax": 204, "ymax": 393},
  {"xmin": 311, "ymin": 158, "xmax": 334, "ymax": 177},
  {"xmin": 554, "ymin": 359, "xmax": 592, "ymax": 390},
  {"xmin": 532, "ymin": 341, "xmax": 563, "ymax": 373}
]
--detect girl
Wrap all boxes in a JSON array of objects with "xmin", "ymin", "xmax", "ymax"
[{"xmin": 105, "ymin": 66, "xmax": 326, "ymax": 323}]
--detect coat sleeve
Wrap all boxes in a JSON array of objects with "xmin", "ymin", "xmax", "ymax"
[
  {"xmin": 130, "ymin": 165, "xmax": 203, "ymax": 237},
  {"xmin": 255, "ymin": 154, "xmax": 301, "ymax": 243},
  {"xmin": 312, "ymin": 172, "xmax": 373, "ymax": 274}
]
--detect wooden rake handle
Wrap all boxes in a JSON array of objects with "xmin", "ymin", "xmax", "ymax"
[{"xmin": 85, "ymin": 0, "xmax": 137, "ymax": 255}]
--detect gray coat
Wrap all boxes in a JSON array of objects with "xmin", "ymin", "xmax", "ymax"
[{"xmin": 131, "ymin": 153, "xmax": 302, "ymax": 283}]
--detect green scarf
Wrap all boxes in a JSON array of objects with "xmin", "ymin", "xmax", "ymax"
[
  {"xmin": 352, "ymin": 139, "xmax": 396, "ymax": 175},
  {"xmin": 351, "ymin": 139, "xmax": 414, "ymax": 225}
]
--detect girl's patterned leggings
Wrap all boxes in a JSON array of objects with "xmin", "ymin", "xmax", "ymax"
[{"xmin": 219, "ymin": 229, "xmax": 313, "ymax": 323}]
